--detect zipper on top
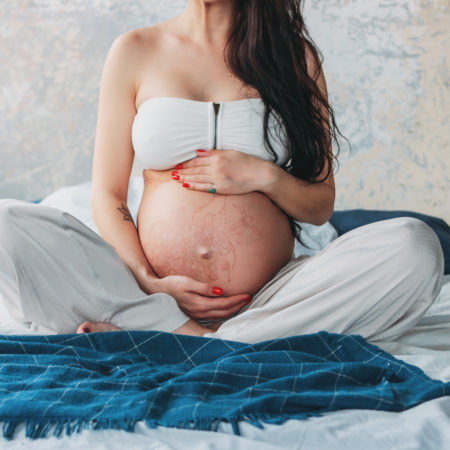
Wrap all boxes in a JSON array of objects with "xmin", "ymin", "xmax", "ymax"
[{"xmin": 212, "ymin": 102, "xmax": 221, "ymax": 149}]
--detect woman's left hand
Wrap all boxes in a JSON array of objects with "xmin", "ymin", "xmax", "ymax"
[{"xmin": 171, "ymin": 149, "xmax": 272, "ymax": 195}]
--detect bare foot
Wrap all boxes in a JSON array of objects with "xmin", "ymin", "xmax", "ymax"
[
  {"xmin": 76, "ymin": 321, "xmax": 121, "ymax": 334},
  {"xmin": 76, "ymin": 319, "xmax": 216, "ymax": 337}
]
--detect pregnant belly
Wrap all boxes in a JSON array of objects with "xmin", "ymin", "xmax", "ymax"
[{"xmin": 137, "ymin": 172, "xmax": 295, "ymax": 296}]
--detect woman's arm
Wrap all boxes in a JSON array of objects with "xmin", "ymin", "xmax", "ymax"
[
  {"xmin": 258, "ymin": 45, "xmax": 335, "ymax": 225},
  {"xmin": 178, "ymin": 148, "xmax": 334, "ymax": 226},
  {"xmin": 257, "ymin": 157, "xmax": 335, "ymax": 226},
  {"xmin": 91, "ymin": 32, "xmax": 158, "ymax": 291}
]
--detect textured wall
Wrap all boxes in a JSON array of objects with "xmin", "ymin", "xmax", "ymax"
[
  {"xmin": 1, "ymin": 0, "xmax": 449, "ymax": 221},
  {"xmin": 304, "ymin": 0, "xmax": 449, "ymax": 221},
  {"xmin": 0, "ymin": 0, "xmax": 186, "ymax": 201}
]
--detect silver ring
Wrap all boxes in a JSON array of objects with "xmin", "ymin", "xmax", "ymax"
[{"xmin": 208, "ymin": 183, "xmax": 216, "ymax": 194}]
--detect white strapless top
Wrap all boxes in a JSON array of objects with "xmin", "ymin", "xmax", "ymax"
[{"xmin": 131, "ymin": 96, "xmax": 289, "ymax": 170}]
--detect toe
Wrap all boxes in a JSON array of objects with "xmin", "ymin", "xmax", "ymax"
[
  {"xmin": 77, "ymin": 321, "xmax": 94, "ymax": 334},
  {"xmin": 76, "ymin": 321, "xmax": 121, "ymax": 334}
]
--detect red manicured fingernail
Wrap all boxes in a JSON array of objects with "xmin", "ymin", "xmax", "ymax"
[
  {"xmin": 245, "ymin": 296, "xmax": 252, "ymax": 305},
  {"xmin": 175, "ymin": 164, "xmax": 183, "ymax": 169},
  {"xmin": 196, "ymin": 149, "xmax": 206, "ymax": 153},
  {"xmin": 82, "ymin": 327, "xmax": 90, "ymax": 333},
  {"xmin": 172, "ymin": 172, "xmax": 180, "ymax": 180},
  {"xmin": 182, "ymin": 182, "xmax": 190, "ymax": 188},
  {"xmin": 212, "ymin": 287, "xmax": 223, "ymax": 295},
  {"xmin": 172, "ymin": 170, "xmax": 179, "ymax": 175}
]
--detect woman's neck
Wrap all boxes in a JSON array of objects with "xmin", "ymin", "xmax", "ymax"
[{"xmin": 179, "ymin": 0, "xmax": 234, "ymax": 46}]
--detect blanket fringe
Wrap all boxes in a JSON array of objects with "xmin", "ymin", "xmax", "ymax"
[
  {"xmin": 2, "ymin": 417, "xmax": 138, "ymax": 440},
  {"xmin": 145, "ymin": 410, "xmax": 323, "ymax": 436},
  {"xmin": 1, "ymin": 411, "xmax": 322, "ymax": 440}
]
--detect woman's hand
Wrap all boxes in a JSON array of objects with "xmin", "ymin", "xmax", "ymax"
[
  {"xmin": 171, "ymin": 149, "xmax": 272, "ymax": 195},
  {"xmin": 150, "ymin": 275, "xmax": 252, "ymax": 321}
]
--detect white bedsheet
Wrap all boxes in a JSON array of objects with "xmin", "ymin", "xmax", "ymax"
[{"xmin": 1, "ymin": 179, "xmax": 449, "ymax": 449}]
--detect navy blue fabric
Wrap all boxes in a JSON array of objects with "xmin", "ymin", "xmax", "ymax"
[
  {"xmin": 330, "ymin": 209, "xmax": 450, "ymax": 274},
  {"xmin": 0, "ymin": 331, "xmax": 449, "ymax": 440}
]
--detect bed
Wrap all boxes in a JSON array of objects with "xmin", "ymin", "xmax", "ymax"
[{"xmin": 1, "ymin": 176, "xmax": 449, "ymax": 449}]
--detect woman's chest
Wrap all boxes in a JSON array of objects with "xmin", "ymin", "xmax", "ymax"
[
  {"xmin": 135, "ymin": 39, "xmax": 258, "ymax": 108},
  {"xmin": 131, "ymin": 97, "xmax": 288, "ymax": 170}
]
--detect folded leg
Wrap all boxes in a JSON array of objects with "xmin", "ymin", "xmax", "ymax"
[
  {"xmin": 205, "ymin": 217, "xmax": 444, "ymax": 343},
  {"xmin": 0, "ymin": 199, "xmax": 190, "ymax": 334}
]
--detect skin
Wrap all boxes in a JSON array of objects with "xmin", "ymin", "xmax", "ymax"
[
  {"xmin": 78, "ymin": 0, "xmax": 335, "ymax": 336},
  {"xmin": 137, "ymin": 172, "xmax": 294, "ymax": 298}
]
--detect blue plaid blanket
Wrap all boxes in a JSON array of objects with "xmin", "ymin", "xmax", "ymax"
[{"xmin": 1, "ymin": 331, "xmax": 449, "ymax": 440}]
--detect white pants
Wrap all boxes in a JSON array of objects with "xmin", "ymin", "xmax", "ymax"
[
  {"xmin": 0, "ymin": 199, "xmax": 190, "ymax": 334},
  {"xmin": 0, "ymin": 199, "xmax": 444, "ymax": 343},
  {"xmin": 205, "ymin": 216, "xmax": 444, "ymax": 343}
]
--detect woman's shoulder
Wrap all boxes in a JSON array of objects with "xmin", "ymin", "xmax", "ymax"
[
  {"xmin": 107, "ymin": 20, "xmax": 182, "ymax": 75},
  {"xmin": 114, "ymin": 16, "xmax": 181, "ymax": 51},
  {"xmin": 110, "ymin": 24, "xmax": 163, "ymax": 56},
  {"xmin": 102, "ymin": 24, "xmax": 170, "ymax": 83}
]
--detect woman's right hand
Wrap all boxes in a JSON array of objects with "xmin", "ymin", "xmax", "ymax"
[{"xmin": 148, "ymin": 275, "xmax": 252, "ymax": 321}]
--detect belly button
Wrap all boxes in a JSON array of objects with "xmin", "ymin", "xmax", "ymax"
[{"xmin": 198, "ymin": 246, "xmax": 212, "ymax": 259}]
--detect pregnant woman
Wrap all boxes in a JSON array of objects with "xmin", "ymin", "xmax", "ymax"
[{"xmin": 0, "ymin": 0, "xmax": 444, "ymax": 343}]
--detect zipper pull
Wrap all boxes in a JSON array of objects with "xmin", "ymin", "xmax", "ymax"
[{"xmin": 212, "ymin": 102, "xmax": 221, "ymax": 149}]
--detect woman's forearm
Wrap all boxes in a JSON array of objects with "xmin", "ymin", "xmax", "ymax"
[
  {"xmin": 91, "ymin": 191, "xmax": 159, "ymax": 289},
  {"xmin": 258, "ymin": 161, "xmax": 335, "ymax": 226}
]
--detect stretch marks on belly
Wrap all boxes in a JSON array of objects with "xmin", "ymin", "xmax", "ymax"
[{"xmin": 140, "ymin": 195, "xmax": 265, "ymax": 284}]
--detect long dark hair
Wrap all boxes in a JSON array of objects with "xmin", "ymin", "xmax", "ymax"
[{"xmin": 225, "ymin": 0, "xmax": 345, "ymax": 242}]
